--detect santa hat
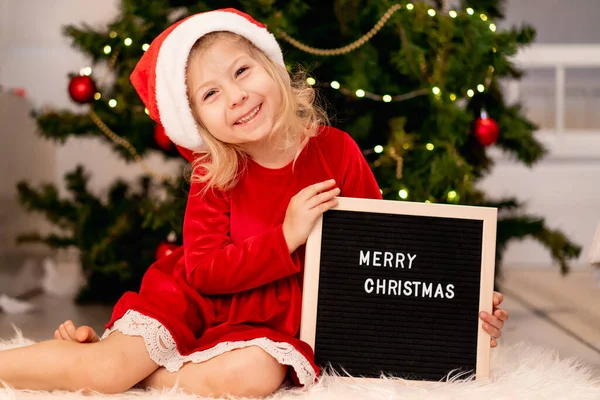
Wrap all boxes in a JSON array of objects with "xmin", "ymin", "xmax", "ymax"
[{"xmin": 131, "ymin": 8, "xmax": 284, "ymax": 152}]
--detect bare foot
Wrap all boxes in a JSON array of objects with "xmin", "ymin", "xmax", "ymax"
[{"xmin": 53, "ymin": 320, "xmax": 100, "ymax": 343}]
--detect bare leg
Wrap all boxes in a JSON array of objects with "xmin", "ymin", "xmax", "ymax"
[
  {"xmin": 0, "ymin": 331, "xmax": 158, "ymax": 393},
  {"xmin": 141, "ymin": 346, "xmax": 288, "ymax": 398}
]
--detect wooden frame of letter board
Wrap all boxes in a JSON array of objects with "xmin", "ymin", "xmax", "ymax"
[{"xmin": 300, "ymin": 196, "xmax": 497, "ymax": 384}]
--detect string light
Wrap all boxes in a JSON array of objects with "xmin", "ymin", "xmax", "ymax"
[
  {"xmin": 432, "ymin": 86, "xmax": 441, "ymax": 95},
  {"xmin": 428, "ymin": 9, "xmax": 436, "ymax": 17},
  {"xmin": 467, "ymin": 89, "xmax": 475, "ymax": 97},
  {"xmin": 449, "ymin": 93, "xmax": 457, "ymax": 101},
  {"xmin": 480, "ymin": 14, "xmax": 488, "ymax": 21},
  {"xmin": 399, "ymin": 189, "xmax": 409, "ymax": 199},
  {"xmin": 466, "ymin": 8, "xmax": 474, "ymax": 15},
  {"xmin": 374, "ymin": 145, "xmax": 384, "ymax": 153},
  {"xmin": 356, "ymin": 89, "xmax": 366, "ymax": 97},
  {"xmin": 449, "ymin": 10, "xmax": 458, "ymax": 18},
  {"xmin": 144, "ymin": 108, "xmax": 149, "ymax": 115},
  {"xmin": 406, "ymin": 3, "xmax": 414, "ymax": 10},
  {"xmin": 124, "ymin": 38, "xmax": 133, "ymax": 46},
  {"xmin": 382, "ymin": 94, "xmax": 392, "ymax": 102},
  {"xmin": 426, "ymin": 143, "xmax": 435, "ymax": 151},
  {"xmin": 108, "ymin": 99, "xmax": 117, "ymax": 108},
  {"xmin": 489, "ymin": 24, "xmax": 497, "ymax": 32},
  {"xmin": 425, "ymin": 200, "xmax": 431, "ymax": 204},
  {"xmin": 330, "ymin": 81, "xmax": 340, "ymax": 89},
  {"xmin": 142, "ymin": 43, "xmax": 150, "ymax": 51},
  {"xmin": 477, "ymin": 84, "xmax": 485, "ymax": 92},
  {"xmin": 80, "ymin": 67, "xmax": 92, "ymax": 76},
  {"xmin": 94, "ymin": 92, "xmax": 101, "ymax": 100},
  {"xmin": 447, "ymin": 190, "xmax": 457, "ymax": 201},
  {"xmin": 306, "ymin": 77, "xmax": 316, "ymax": 86},
  {"xmin": 109, "ymin": 31, "xmax": 117, "ymax": 38},
  {"xmin": 103, "ymin": 45, "xmax": 112, "ymax": 54}
]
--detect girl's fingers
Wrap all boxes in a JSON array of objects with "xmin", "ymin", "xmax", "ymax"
[
  {"xmin": 480, "ymin": 311, "xmax": 504, "ymax": 331},
  {"xmin": 307, "ymin": 187, "xmax": 340, "ymax": 209},
  {"xmin": 54, "ymin": 329, "xmax": 61, "ymax": 340},
  {"xmin": 314, "ymin": 198, "xmax": 339, "ymax": 215},
  {"xmin": 482, "ymin": 322, "xmax": 502, "ymax": 339},
  {"xmin": 58, "ymin": 323, "xmax": 71, "ymax": 340},
  {"xmin": 490, "ymin": 338, "xmax": 498, "ymax": 348},
  {"xmin": 494, "ymin": 308, "xmax": 509, "ymax": 321},
  {"xmin": 298, "ymin": 179, "xmax": 337, "ymax": 200}
]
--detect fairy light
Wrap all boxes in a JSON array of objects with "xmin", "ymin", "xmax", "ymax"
[
  {"xmin": 432, "ymin": 86, "xmax": 441, "ymax": 95},
  {"xmin": 94, "ymin": 92, "xmax": 101, "ymax": 100},
  {"xmin": 330, "ymin": 81, "xmax": 340, "ymax": 89},
  {"xmin": 109, "ymin": 31, "xmax": 117, "ymax": 38},
  {"xmin": 489, "ymin": 24, "xmax": 497, "ymax": 32},
  {"xmin": 306, "ymin": 77, "xmax": 316, "ymax": 86},
  {"xmin": 406, "ymin": 3, "xmax": 414, "ymax": 10},
  {"xmin": 380, "ymin": 189, "xmax": 383, "ymax": 194},
  {"xmin": 382, "ymin": 94, "xmax": 392, "ymax": 102},
  {"xmin": 142, "ymin": 43, "xmax": 150, "ymax": 51},
  {"xmin": 356, "ymin": 89, "xmax": 366, "ymax": 98},
  {"xmin": 449, "ymin": 93, "xmax": 457, "ymax": 101},
  {"xmin": 449, "ymin": 10, "xmax": 458, "ymax": 18},
  {"xmin": 466, "ymin": 8, "xmax": 474, "ymax": 15},
  {"xmin": 124, "ymin": 38, "xmax": 133, "ymax": 46},
  {"xmin": 447, "ymin": 190, "xmax": 457, "ymax": 200},
  {"xmin": 103, "ymin": 45, "xmax": 112, "ymax": 54},
  {"xmin": 428, "ymin": 9, "xmax": 436, "ymax": 17},
  {"xmin": 425, "ymin": 200, "xmax": 431, "ymax": 204},
  {"xmin": 480, "ymin": 14, "xmax": 488, "ymax": 21},
  {"xmin": 80, "ymin": 67, "xmax": 92, "ymax": 76},
  {"xmin": 144, "ymin": 108, "xmax": 149, "ymax": 115},
  {"xmin": 477, "ymin": 84, "xmax": 485, "ymax": 92},
  {"xmin": 467, "ymin": 89, "xmax": 475, "ymax": 97},
  {"xmin": 399, "ymin": 189, "xmax": 408, "ymax": 199},
  {"xmin": 108, "ymin": 99, "xmax": 117, "ymax": 108},
  {"xmin": 374, "ymin": 145, "xmax": 384, "ymax": 153},
  {"xmin": 426, "ymin": 143, "xmax": 434, "ymax": 151}
]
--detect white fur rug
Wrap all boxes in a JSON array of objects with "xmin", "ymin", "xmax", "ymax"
[{"xmin": 1, "ymin": 329, "xmax": 599, "ymax": 400}]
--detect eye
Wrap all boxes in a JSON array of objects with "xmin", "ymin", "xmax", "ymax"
[
  {"xmin": 204, "ymin": 90, "xmax": 216, "ymax": 100},
  {"xmin": 235, "ymin": 67, "xmax": 248, "ymax": 77}
]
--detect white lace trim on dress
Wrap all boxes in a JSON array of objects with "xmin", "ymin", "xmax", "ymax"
[{"xmin": 100, "ymin": 309, "xmax": 316, "ymax": 386}]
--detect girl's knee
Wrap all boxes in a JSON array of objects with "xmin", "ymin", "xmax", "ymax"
[{"xmin": 221, "ymin": 346, "xmax": 287, "ymax": 397}]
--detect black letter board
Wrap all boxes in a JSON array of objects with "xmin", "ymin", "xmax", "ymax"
[{"xmin": 301, "ymin": 197, "xmax": 497, "ymax": 383}]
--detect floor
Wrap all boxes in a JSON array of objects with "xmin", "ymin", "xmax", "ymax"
[{"xmin": 1, "ymin": 267, "xmax": 599, "ymax": 378}]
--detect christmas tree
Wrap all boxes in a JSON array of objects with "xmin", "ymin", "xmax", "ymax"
[{"xmin": 18, "ymin": 0, "xmax": 581, "ymax": 304}]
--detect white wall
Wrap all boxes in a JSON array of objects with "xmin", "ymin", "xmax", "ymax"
[{"xmin": 0, "ymin": 0, "xmax": 598, "ymax": 267}]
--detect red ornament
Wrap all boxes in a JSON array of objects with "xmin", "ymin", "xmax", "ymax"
[
  {"xmin": 154, "ymin": 124, "xmax": 174, "ymax": 150},
  {"xmin": 68, "ymin": 75, "xmax": 96, "ymax": 104},
  {"xmin": 155, "ymin": 241, "xmax": 178, "ymax": 260},
  {"xmin": 473, "ymin": 111, "xmax": 499, "ymax": 146}
]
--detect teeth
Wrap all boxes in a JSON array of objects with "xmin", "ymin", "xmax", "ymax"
[{"xmin": 236, "ymin": 105, "xmax": 260, "ymax": 124}]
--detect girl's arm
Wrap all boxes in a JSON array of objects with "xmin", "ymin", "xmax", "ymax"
[{"xmin": 183, "ymin": 185, "xmax": 299, "ymax": 295}]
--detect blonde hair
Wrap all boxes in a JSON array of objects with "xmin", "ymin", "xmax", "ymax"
[{"xmin": 185, "ymin": 31, "xmax": 329, "ymax": 193}]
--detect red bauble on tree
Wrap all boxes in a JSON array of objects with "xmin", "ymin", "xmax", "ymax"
[
  {"xmin": 154, "ymin": 124, "xmax": 174, "ymax": 151},
  {"xmin": 68, "ymin": 75, "xmax": 96, "ymax": 104},
  {"xmin": 473, "ymin": 110, "xmax": 499, "ymax": 147},
  {"xmin": 155, "ymin": 241, "xmax": 178, "ymax": 260}
]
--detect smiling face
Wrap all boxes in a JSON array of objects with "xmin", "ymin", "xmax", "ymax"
[{"xmin": 186, "ymin": 36, "xmax": 282, "ymax": 150}]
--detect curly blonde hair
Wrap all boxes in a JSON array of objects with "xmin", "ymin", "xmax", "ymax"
[{"xmin": 185, "ymin": 31, "xmax": 329, "ymax": 192}]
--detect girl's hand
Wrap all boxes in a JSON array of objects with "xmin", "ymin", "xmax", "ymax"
[
  {"xmin": 283, "ymin": 179, "xmax": 340, "ymax": 253},
  {"xmin": 480, "ymin": 291, "xmax": 509, "ymax": 348}
]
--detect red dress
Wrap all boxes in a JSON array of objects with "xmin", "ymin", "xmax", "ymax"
[{"xmin": 101, "ymin": 126, "xmax": 382, "ymax": 386}]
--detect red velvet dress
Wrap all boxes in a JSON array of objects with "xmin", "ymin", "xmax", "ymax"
[{"xmin": 101, "ymin": 126, "xmax": 382, "ymax": 386}]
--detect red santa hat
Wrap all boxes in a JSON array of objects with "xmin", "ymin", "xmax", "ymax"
[{"xmin": 131, "ymin": 8, "xmax": 284, "ymax": 152}]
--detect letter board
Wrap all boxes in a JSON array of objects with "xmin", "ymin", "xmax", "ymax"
[{"xmin": 301, "ymin": 197, "xmax": 497, "ymax": 382}]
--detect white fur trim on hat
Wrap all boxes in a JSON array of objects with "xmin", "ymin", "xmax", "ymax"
[{"xmin": 155, "ymin": 11, "xmax": 284, "ymax": 151}]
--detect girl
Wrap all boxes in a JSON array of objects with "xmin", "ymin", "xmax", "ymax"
[{"xmin": 0, "ymin": 8, "xmax": 508, "ymax": 398}]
